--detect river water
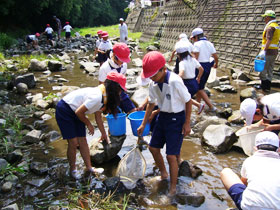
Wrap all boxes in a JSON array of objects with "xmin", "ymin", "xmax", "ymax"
[{"xmin": 27, "ymin": 51, "xmax": 279, "ymax": 209}]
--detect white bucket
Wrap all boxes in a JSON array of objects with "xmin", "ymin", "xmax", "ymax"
[{"xmin": 236, "ymin": 126, "xmax": 264, "ymax": 156}]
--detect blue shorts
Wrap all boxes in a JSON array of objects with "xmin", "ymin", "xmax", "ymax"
[
  {"xmin": 47, "ymin": 34, "xmax": 53, "ymax": 40},
  {"xmin": 228, "ymin": 183, "xmax": 246, "ymax": 210},
  {"xmin": 65, "ymin": 32, "xmax": 71, "ymax": 38},
  {"xmin": 55, "ymin": 100, "xmax": 86, "ymax": 139},
  {"xmin": 120, "ymin": 91, "xmax": 136, "ymax": 113},
  {"xmin": 270, "ymin": 119, "xmax": 280, "ymax": 135},
  {"xmin": 183, "ymin": 78, "xmax": 199, "ymax": 97},
  {"xmin": 150, "ymin": 111, "xmax": 185, "ymax": 155},
  {"xmin": 196, "ymin": 61, "xmax": 214, "ymax": 90}
]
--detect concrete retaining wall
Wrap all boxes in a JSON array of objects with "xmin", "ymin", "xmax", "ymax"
[{"xmin": 127, "ymin": 0, "xmax": 280, "ymax": 76}]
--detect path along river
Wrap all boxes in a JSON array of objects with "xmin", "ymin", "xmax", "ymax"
[{"xmin": 27, "ymin": 51, "xmax": 280, "ymax": 210}]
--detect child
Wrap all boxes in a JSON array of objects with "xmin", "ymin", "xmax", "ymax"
[
  {"xmin": 137, "ymin": 51, "xmax": 192, "ymax": 195},
  {"xmin": 55, "ymin": 71, "xmax": 127, "ymax": 179},
  {"xmin": 94, "ymin": 30, "xmax": 103, "ymax": 59},
  {"xmin": 26, "ymin": 33, "xmax": 40, "ymax": 49},
  {"xmin": 96, "ymin": 31, "xmax": 112, "ymax": 66},
  {"xmin": 98, "ymin": 42, "xmax": 136, "ymax": 114},
  {"xmin": 53, "ymin": 16, "xmax": 62, "ymax": 40},
  {"xmin": 63, "ymin": 22, "xmax": 73, "ymax": 47},
  {"xmin": 191, "ymin": 28, "xmax": 218, "ymax": 111},
  {"xmin": 43, "ymin": 24, "xmax": 54, "ymax": 46},
  {"xmin": 176, "ymin": 41, "xmax": 205, "ymax": 114},
  {"xmin": 220, "ymin": 131, "xmax": 280, "ymax": 209}
]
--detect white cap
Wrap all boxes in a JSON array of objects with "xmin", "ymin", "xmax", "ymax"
[
  {"xmin": 179, "ymin": 33, "xmax": 188, "ymax": 39},
  {"xmin": 175, "ymin": 41, "xmax": 191, "ymax": 53},
  {"xmin": 240, "ymin": 98, "xmax": 257, "ymax": 126},
  {"xmin": 136, "ymin": 75, "xmax": 151, "ymax": 86},
  {"xmin": 119, "ymin": 18, "xmax": 124, "ymax": 21},
  {"xmin": 255, "ymin": 131, "xmax": 279, "ymax": 148},
  {"xmin": 191, "ymin": 28, "xmax": 203, "ymax": 38}
]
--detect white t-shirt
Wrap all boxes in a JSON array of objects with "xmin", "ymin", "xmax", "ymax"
[
  {"xmin": 179, "ymin": 57, "xmax": 201, "ymax": 79},
  {"xmin": 63, "ymin": 87, "xmax": 103, "ymax": 114},
  {"xmin": 193, "ymin": 39, "xmax": 216, "ymax": 62},
  {"xmin": 240, "ymin": 150, "xmax": 280, "ymax": 210},
  {"xmin": 45, "ymin": 27, "xmax": 54, "ymax": 34},
  {"xmin": 28, "ymin": 35, "xmax": 37, "ymax": 41},
  {"xmin": 261, "ymin": 93, "xmax": 280, "ymax": 121},
  {"xmin": 63, "ymin": 25, "xmax": 72, "ymax": 32},
  {"xmin": 98, "ymin": 40, "xmax": 113, "ymax": 52},
  {"xmin": 99, "ymin": 58, "xmax": 127, "ymax": 82},
  {"xmin": 148, "ymin": 71, "xmax": 191, "ymax": 113},
  {"xmin": 96, "ymin": 38, "xmax": 102, "ymax": 48}
]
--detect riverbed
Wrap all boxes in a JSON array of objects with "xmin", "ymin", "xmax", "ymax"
[{"xmin": 24, "ymin": 50, "xmax": 280, "ymax": 210}]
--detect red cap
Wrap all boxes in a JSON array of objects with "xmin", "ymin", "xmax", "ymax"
[
  {"xmin": 142, "ymin": 51, "xmax": 166, "ymax": 78},
  {"xmin": 35, "ymin": 33, "xmax": 40, "ymax": 37},
  {"xmin": 97, "ymin": 30, "xmax": 103, "ymax": 35},
  {"xmin": 46, "ymin": 24, "xmax": 50, "ymax": 27},
  {"xmin": 101, "ymin": 31, "xmax": 109, "ymax": 38},
  {"xmin": 106, "ymin": 71, "xmax": 127, "ymax": 91},
  {"xmin": 66, "ymin": 22, "xmax": 69, "ymax": 25},
  {"xmin": 113, "ymin": 43, "xmax": 131, "ymax": 63}
]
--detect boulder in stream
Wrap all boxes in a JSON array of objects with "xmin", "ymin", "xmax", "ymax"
[{"xmin": 202, "ymin": 124, "xmax": 237, "ymax": 153}]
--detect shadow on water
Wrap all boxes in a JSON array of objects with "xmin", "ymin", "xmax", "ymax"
[{"xmin": 22, "ymin": 51, "xmax": 280, "ymax": 209}]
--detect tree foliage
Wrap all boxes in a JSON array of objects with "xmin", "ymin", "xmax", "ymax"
[{"xmin": 0, "ymin": 0, "xmax": 129, "ymax": 37}]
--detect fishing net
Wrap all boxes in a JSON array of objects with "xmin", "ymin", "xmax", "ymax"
[{"xmin": 116, "ymin": 146, "xmax": 146, "ymax": 189}]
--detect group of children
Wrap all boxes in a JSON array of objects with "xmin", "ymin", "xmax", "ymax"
[
  {"xmin": 55, "ymin": 25, "xmax": 280, "ymax": 209},
  {"xmin": 26, "ymin": 18, "xmax": 74, "ymax": 49}
]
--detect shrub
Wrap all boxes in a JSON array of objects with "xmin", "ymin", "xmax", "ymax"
[{"xmin": 0, "ymin": 33, "xmax": 17, "ymax": 51}]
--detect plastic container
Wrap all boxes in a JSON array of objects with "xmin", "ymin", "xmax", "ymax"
[
  {"xmin": 106, "ymin": 112, "xmax": 126, "ymax": 136},
  {"xmin": 236, "ymin": 126, "xmax": 264, "ymax": 156},
  {"xmin": 254, "ymin": 56, "xmax": 266, "ymax": 72},
  {"xmin": 128, "ymin": 111, "xmax": 150, "ymax": 137}
]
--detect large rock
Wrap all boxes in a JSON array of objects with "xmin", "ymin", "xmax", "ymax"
[
  {"xmin": 131, "ymin": 87, "xmax": 149, "ymax": 107},
  {"xmin": 192, "ymin": 116, "xmax": 227, "ymax": 135},
  {"xmin": 240, "ymin": 87, "xmax": 257, "ymax": 102},
  {"xmin": 131, "ymin": 58, "xmax": 142, "ymax": 67},
  {"xmin": 48, "ymin": 60, "xmax": 63, "ymax": 72},
  {"xmin": 14, "ymin": 73, "xmax": 36, "ymax": 88},
  {"xmin": 175, "ymin": 193, "xmax": 205, "ymax": 207},
  {"xmin": 90, "ymin": 135, "xmax": 126, "ymax": 164},
  {"xmin": 79, "ymin": 61, "xmax": 97, "ymax": 74},
  {"xmin": 178, "ymin": 160, "xmax": 202, "ymax": 179},
  {"xmin": 213, "ymin": 85, "xmax": 237, "ymax": 93},
  {"xmin": 202, "ymin": 124, "xmax": 236, "ymax": 153},
  {"xmin": 16, "ymin": 83, "xmax": 28, "ymax": 94},
  {"xmin": 28, "ymin": 59, "xmax": 47, "ymax": 71},
  {"xmin": 228, "ymin": 110, "xmax": 244, "ymax": 124},
  {"xmin": 22, "ymin": 130, "xmax": 42, "ymax": 143}
]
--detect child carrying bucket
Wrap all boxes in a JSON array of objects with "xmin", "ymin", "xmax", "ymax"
[
  {"xmin": 55, "ymin": 72, "xmax": 126, "ymax": 179},
  {"xmin": 137, "ymin": 51, "xmax": 192, "ymax": 195}
]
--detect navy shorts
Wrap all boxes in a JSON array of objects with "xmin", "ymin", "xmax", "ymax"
[
  {"xmin": 120, "ymin": 91, "xmax": 136, "ymax": 113},
  {"xmin": 270, "ymin": 119, "xmax": 280, "ymax": 135},
  {"xmin": 228, "ymin": 183, "xmax": 246, "ymax": 210},
  {"xmin": 55, "ymin": 100, "xmax": 86, "ymax": 139},
  {"xmin": 183, "ymin": 78, "xmax": 199, "ymax": 97},
  {"xmin": 26, "ymin": 36, "xmax": 32, "ymax": 44},
  {"xmin": 196, "ymin": 61, "xmax": 214, "ymax": 90},
  {"xmin": 150, "ymin": 111, "xmax": 185, "ymax": 155},
  {"xmin": 65, "ymin": 32, "xmax": 71, "ymax": 38},
  {"xmin": 47, "ymin": 34, "xmax": 53, "ymax": 40}
]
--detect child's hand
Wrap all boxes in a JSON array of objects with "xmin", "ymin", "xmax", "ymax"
[{"xmin": 87, "ymin": 123, "xmax": 94, "ymax": 135}]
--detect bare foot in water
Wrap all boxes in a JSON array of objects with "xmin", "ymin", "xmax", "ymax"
[
  {"xmin": 161, "ymin": 171, "xmax": 168, "ymax": 180},
  {"xmin": 168, "ymin": 188, "xmax": 176, "ymax": 197}
]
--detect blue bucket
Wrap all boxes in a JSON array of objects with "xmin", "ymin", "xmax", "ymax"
[
  {"xmin": 106, "ymin": 113, "xmax": 126, "ymax": 136},
  {"xmin": 254, "ymin": 57, "xmax": 266, "ymax": 72},
  {"xmin": 128, "ymin": 111, "xmax": 150, "ymax": 137}
]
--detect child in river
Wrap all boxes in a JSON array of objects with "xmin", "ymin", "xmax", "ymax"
[
  {"xmin": 55, "ymin": 72, "xmax": 127, "ymax": 179},
  {"xmin": 63, "ymin": 22, "xmax": 73, "ymax": 47},
  {"xmin": 96, "ymin": 31, "xmax": 113, "ymax": 66},
  {"xmin": 42, "ymin": 24, "xmax": 54, "ymax": 46},
  {"xmin": 137, "ymin": 51, "xmax": 192, "ymax": 195}
]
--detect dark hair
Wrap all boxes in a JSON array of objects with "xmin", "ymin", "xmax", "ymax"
[
  {"xmin": 257, "ymin": 144, "xmax": 278, "ymax": 151},
  {"xmin": 178, "ymin": 51, "xmax": 192, "ymax": 61},
  {"xmin": 256, "ymin": 96, "xmax": 265, "ymax": 115},
  {"xmin": 197, "ymin": 33, "xmax": 204, "ymax": 39},
  {"xmin": 104, "ymin": 79, "xmax": 121, "ymax": 117}
]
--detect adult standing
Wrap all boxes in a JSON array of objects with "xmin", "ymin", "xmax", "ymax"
[
  {"xmin": 220, "ymin": 131, "xmax": 280, "ymax": 210},
  {"xmin": 119, "ymin": 18, "xmax": 128, "ymax": 44},
  {"xmin": 191, "ymin": 28, "xmax": 218, "ymax": 111},
  {"xmin": 53, "ymin": 16, "xmax": 62, "ymax": 40},
  {"xmin": 258, "ymin": 10, "xmax": 280, "ymax": 92}
]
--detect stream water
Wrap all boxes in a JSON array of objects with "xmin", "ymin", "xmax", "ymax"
[{"xmin": 25, "ymin": 51, "xmax": 280, "ymax": 210}]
